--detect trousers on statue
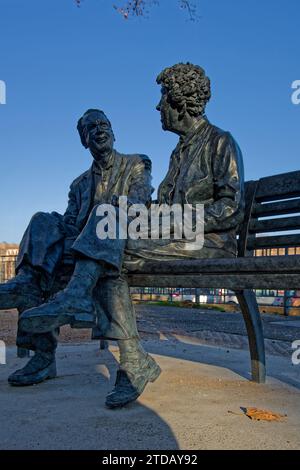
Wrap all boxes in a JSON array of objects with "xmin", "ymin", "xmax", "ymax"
[{"xmin": 16, "ymin": 208, "xmax": 139, "ymax": 353}]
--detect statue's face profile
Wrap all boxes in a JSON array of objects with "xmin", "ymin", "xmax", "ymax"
[
  {"xmin": 81, "ymin": 111, "xmax": 114, "ymax": 159},
  {"xmin": 156, "ymin": 87, "xmax": 183, "ymax": 136}
]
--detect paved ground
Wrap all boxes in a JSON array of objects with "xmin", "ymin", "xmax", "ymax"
[
  {"xmin": 0, "ymin": 340, "xmax": 300, "ymax": 450},
  {"xmin": 135, "ymin": 304, "xmax": 300, "ymax": 358},
  {"xmin": 0, "ymin": 305, "xmax": 300, "ymax": 450},
  {"xmin": 2, "ymin": 304, "xmax": 300, "ymax": 354}
]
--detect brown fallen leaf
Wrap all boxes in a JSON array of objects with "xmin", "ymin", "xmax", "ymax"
[
  {"xmin": 228, "ymin": 407, "xmax": 287, "ymax": 421},
  {"xmin": 243, "ymin": 407, "xmax": 287, "ymax": 421}
]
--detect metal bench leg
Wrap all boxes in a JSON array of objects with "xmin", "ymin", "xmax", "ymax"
[
  {"xmin": 100, "ymin": 339, "xmax": 108, "ymax": 350},
  {"xmin": 235, "ymin": 289, "xmax": 266, "ymax": 383}
]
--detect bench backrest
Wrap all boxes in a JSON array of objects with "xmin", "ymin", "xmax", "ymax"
[{"xmin": 238, "ymin": 170, "xmax": 300, "ymax": 256}]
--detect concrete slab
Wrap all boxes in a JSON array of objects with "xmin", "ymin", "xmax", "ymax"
[{"xmin": 0, "ymin": 337, "xmax": 300, "ymax": 450}]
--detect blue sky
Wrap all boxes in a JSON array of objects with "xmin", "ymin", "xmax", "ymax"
[{"xmin": 0, "ymin": 0, "xmax": 299, "ymax": 242}]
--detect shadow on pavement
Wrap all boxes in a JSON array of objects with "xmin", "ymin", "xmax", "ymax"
[{"xmin": 0, "ymin": 345, "xmax": 179, "ymax": 450}]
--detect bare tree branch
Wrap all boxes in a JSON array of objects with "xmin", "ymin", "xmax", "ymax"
[
  {"xmin": 179, "ymin": 0, "xmax": 198, "ymax": 21},
  {"xmin": 75, "ymin": 0, "xmax": 199, "ymax": 21},
  {"xmin": 113, "ymin": 1, "xmax": 158, "ymax": 19}
]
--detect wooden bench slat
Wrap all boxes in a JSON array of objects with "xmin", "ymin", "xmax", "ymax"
[
  {"xmin": 252, "ymin": 199, "xmax": 300, "ymax": 218},
  {"xmin": 124, "ymin": 255, "xmax": 300, "ymax": 275},
  {"xmin": 249, "ymin": 215, "xmax": 300, "ymax": 233},
  {"xmin": 127, "ymin": 273, "xmax": 300, "ymax": 290},
  {"xmin": 248, "ymin": 234, "xmax": 300, "ymax": 249},
  {"xmin": 253, "ymin": 171, "xmax": 300, "ymax": 202}
]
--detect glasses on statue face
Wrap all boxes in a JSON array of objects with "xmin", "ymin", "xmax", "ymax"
[
  {"xmin": 94, "ymin": 119, "xmax": 111, "ymax": 130},
  {"xmin": 84, "ymin": 119, "xmax": 112, "ymax": 139}
]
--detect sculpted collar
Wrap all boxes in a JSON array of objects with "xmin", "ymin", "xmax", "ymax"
[
  {"xmin": 179, "ymin": 115, "xmax": 209, "ymax": 149},
  {"xmin": 92, "ymin": 150, "xmax": 115, "ymax": 175}
]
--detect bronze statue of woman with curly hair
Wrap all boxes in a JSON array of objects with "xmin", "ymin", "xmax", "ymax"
[{"xmin": 127, "ymin": 62, "xmax": 245, "ymax": 261}]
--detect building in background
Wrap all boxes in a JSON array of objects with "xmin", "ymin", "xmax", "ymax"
[{"xmin": 0, "ymin": 243, "xmax": 19, "ymax": 283}]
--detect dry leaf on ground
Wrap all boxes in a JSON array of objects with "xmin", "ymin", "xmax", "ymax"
[
  {"xmin": 228, "ymin": 407, "xmax": 287, "ymax": 421},
  {"xmin": 243, "ymin": 407, "xmax": 287, "ymax": 421}
]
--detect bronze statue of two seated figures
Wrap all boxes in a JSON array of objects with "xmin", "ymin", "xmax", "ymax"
[{"xmin": 0, "ymin": 63, "xmax": 244, "ymax": 408}]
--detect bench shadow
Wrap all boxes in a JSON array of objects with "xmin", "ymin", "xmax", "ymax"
[{"xmin": 137, "ymin": 331, "xmax": 300, "ymax": 391}]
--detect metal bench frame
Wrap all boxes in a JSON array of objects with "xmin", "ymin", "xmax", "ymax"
[{"xmin": 126, "ymin": 170, "xmax": 300, "ymax": 383}]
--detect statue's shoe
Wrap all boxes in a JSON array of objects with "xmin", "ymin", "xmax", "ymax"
[
  {"xmin": 105, "ymin": 354, "xmax": 161, "ymax": 409},
  {"xmin": 8, "ymin": 352, "xmax": 56, "ymax": 386},
  {"xmin": 0, "ymin": 274, "xmax": 43, "ymax": 311},
  {"xmin": 19, "ymin": 288, "xmax": 96, "ymax": 334}
]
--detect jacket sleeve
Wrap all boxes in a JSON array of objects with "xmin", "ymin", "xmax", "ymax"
[
  {"xmin": 204, "ymin": 132, "xmax": 245, "ymax": 233},
  {"xmin": 127, "ymin": 154, "xmax": 154, "ymax": 207}
]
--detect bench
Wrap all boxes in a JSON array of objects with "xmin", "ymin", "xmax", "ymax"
[
  {"xmin": 17, "ymin": 170, "xmax": 300, "ymax": 384},
  {"xmin": 125, "ymin": 170, "xmax": 300, "ymax": 383}
]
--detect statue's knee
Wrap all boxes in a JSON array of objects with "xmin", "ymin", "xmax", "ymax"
[
  {"xmin": 31, "ymin": 211, "xmax": 49, "ymax": 221},
  {"xmin": 30, "ymin": 211, "xmax": 58, "ymax": 228}
]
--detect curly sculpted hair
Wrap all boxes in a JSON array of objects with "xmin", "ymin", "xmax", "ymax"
[{"xmin": 156, "ymin": 63, "xmax": 211, "ymax": 118}]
